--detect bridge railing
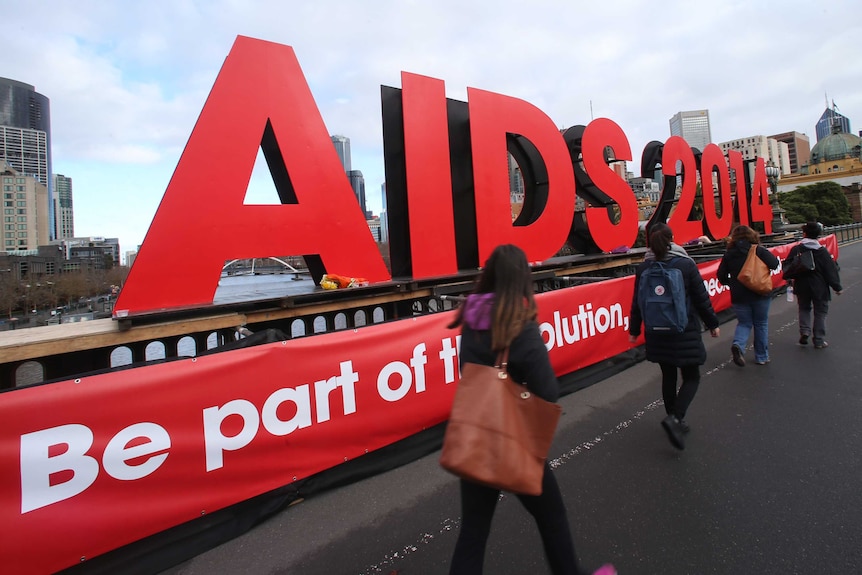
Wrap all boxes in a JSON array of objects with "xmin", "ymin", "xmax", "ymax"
[
  {"xmin": 9, "ymin": 223, "xmax": 856, "ymax": 391},
  {"xmin": 0, "ymin": 251, "xmax": 650, "ymax": 390}
]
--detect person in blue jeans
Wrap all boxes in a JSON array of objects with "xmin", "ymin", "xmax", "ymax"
[{"xmin": 717, "ymin": 225, "xmax": 781, "ymax": 366}]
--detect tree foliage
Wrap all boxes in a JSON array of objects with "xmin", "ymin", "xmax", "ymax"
[
  {"xmin": 0, "ymin": 272, "xmax": 20, "ymax": 318},
  {"xmin": 779, "ymin": 181, "xmax": 852, "ymax": 225}
]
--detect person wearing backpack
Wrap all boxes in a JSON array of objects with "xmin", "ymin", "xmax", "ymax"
[
  {"xmin": 629, "ymin": 223, "xmax": 720, "ymax": 450},
  {"xmin": 784, "ymin": 221, "xmax": 843, "ymax": 348},
  {"xmin": 716, "ymin": 225, "xmax": 781, "ymax": 366}
]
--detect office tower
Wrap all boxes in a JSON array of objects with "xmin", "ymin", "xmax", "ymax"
[
  {"xmin": 53, "ymin": 173, "xmax": 74, "ymax": 240},
  {"xmin": 815, "ymin": 105, "xmax": 851, "ymax": 142},
  {"xmin": 718, "ymin": 135, "xmax": 791, "ymax": 174},
  {"xmin": 331, "ymin": 135, "xmax": 351, "ymax": 172},
  {"xmin": 348, "ymin": 170, "xmax": 368, "ymax": 218},
  {"xmin": 379, "ymin": 183, "xmax": 388, "ymax": 243},
  {"xmin": 768, "ymin": 131, "xmax": 811, "ymax": 174},
  {"xmin": 1, "ymin": 160, "xmax": 49, "ymax": 250},
  {"xmin": 669, "ymin": 110, "xmax": 712, "ymax": 152},
  {"xmin": 0, "ymin": 78, "xmax": 54, "ymax": 241}
]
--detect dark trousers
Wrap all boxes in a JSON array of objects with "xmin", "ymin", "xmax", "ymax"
[
  {"xmin": 449, "ymin": 463, "xmax": 582, "ymax": 575},
  {"xmin": 796, "ymin": 292, "xmax": 830, "ymax": 345},
  {"xmin": 660, "ymin": 363, "xmax": 700, "ymax": 420}
]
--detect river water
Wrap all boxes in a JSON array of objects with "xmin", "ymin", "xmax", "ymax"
[{"xmin": 14, "ymin": 273, "xmax": 385, "ymax": 386}]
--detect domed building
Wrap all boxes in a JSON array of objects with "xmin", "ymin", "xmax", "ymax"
[
  {"xmin": 807, "ymin": 128, "xmax": 862, "ymax": 174},
  {"xmin": 777, "ymin": 119, "xmax": 862, "ymax": 222}
]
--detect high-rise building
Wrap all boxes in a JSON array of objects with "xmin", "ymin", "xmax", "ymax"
[
  {"xmin": 331, "ymin": 135, "xmax": 351, "ymax": 172},
  {"xmin": 348, "ymin": 170, "xmax": 369, "ymax": 218},
  {"xmin": 52, "ymin": 173, "xmax": 74, "ymax": 240},
  {"xmin": 815, "ymin": 105, "xmax": 851, "ymax": 142},
  {"xmin": 1, "ymin": 160, "xmax": 49, "ymax": 251},
  {"xmin": 379, "ymin": 182, "xmax": 388, "ymax": 244},
  {"xmin": 718, "ymin": 135, "xmax": 791, "ymax": 175},
  {"xmin": 0, "ymin": 78, "xmax": 53, "ymax": 240},
  {"xmin": 768, "ymin": 131, "xmax": 810, "ymax": 174},
  {"xmin": 669, "ymin": 110, "xmax": 712, "ymax": 152}
]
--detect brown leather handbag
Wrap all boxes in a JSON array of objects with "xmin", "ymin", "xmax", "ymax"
[
  {"xmin": 439, "ymin": 350, "xmax": 562, "ymax": 496},
  {"xmin": 737, "ymin": 244, "xmax": 773, "ymax": 295}
]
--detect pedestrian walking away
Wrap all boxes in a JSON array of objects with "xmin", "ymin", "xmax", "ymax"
[
  {"xmin": 447, "ymin": 244, "xmax": 616, "ymax": 575},
  {"xmin": 716, "ymin": 225, "xmax": 781, "ymax": 366},
  {"xmin": 783, "ymin": 221, "xmax": 843, "ymax": 348},
  {"xmin": 628, "ymin": 223, "xmax": 720, "ymax": 451}
]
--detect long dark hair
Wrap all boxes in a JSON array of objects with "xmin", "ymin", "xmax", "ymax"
[
  {"xmin": 648, "ymin": 223, "xmax": 674, "ymax": 260},
  {"xmin": 728, "ymin": 225, "xmax": 759, "ymax": 246},
  {"xmin": 448, "ymin": 244, "xmax": 538, "ymax": 351}
]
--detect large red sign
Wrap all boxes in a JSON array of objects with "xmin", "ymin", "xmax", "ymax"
[
  {"xmin": 0, "ymin": 239, "xmax": 839, "ymax": 573},
  {"xmin": 114, "ymin": 36, "xmax": 775, "ymax": 318},
  {"xmin": 4, "ymin": 34, "xmax": 828, "ymax": 574}
]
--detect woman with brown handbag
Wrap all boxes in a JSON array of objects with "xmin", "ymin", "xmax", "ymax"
[
  {"xmin": 716, "ymin": 225, "xmax": 780, "ymax": 366},
  {"xmin": 446, "ymin": 244, "xmax": 616, "ymax": 575}
]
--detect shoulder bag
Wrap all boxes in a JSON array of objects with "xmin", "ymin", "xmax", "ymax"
[
  {"xmin": 737, "ymin": 245, "xmax": 773, "ymax": 295},
  {"xmin": 439, "ymin": 349, "xmax": 562, "ymax": 496}
]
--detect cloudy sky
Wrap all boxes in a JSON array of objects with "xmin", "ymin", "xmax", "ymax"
[{"xmin": 3, "ymin": 0, "xmax": 860, "ymax": 259}]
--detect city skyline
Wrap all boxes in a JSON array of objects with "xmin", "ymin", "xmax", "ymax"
[{"xmin": 1, "ymin": 1, "xmax": 860, "ymax": 256}]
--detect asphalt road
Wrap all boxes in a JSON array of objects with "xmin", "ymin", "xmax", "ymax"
[{"xmin": 163, "ymin": 241, "xmax": 862, "ymax": 575}]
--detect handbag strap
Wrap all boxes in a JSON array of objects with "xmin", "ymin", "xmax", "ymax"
[{"xmin": 494, "ymin": 348, "xmax": 510, "ymax": 373}]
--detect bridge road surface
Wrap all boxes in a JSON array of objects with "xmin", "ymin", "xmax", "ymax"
[{"xmin": 162, "ymin": 240, "xmax": 862, "ymax": 575}]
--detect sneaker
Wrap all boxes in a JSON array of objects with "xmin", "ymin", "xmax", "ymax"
[
  {"xmin": 678, "ymin": 419, "xmax": 691, "ymax": 434},
  {"xmin": 755, "ymin": 359, "xmax": 770, "ymax": 365},
  {"xmin": 814, "ymin": 341, "xmax": 829, "ymax": 349},
  {"xmin": 592, "ymin": 564, "xmax": 617, "ymax": 575},
  {"xmin": 731, "ymin": 344, "xmax": 745, "ymax": 367},
  {"xmin": 799, "ymin": 334, "xmax": 809, "ymax": 345},
  {"xmin": 661, "ymin": 415, "xmax": 685, "ymax": 450}
]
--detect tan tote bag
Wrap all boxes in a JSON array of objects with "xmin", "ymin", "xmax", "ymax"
[
  {"xmin": 439, "ymin": 350, "xmax": 562, "ymax": 496},
  {"xmin": 737, "ymin": 244, "xmax": 773, "ymax": 295}
]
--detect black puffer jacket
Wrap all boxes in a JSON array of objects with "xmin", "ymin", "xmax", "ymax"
[
  {"xmin": 716, "ymin": 240, "xmax": 781, "ymax": 304},
  {"xmin": 629, "ymin": 256, "xmax": 719, "ymax": 366},
  {"xmin": 457, "ymin": 294, "xmax": 559, "ymax": 403},
  {"xmin": 786, "ymin": 240, "xmax": 842, "ymax": 301}
]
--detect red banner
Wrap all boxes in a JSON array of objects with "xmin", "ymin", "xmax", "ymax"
[{"xmin": 0, "ymin": 239, "xmax": 837, "ymax": 574}]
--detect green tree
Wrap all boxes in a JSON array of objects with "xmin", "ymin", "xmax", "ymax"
[
  {"xmin": 779, "ymin": 181, "xmax": 852, "ymax": 225},
  {"xmin": 0, "ymin": 272, "xmax": 20, "ymax": 317},
  {"xmin": 55, "ymin": 272, "xmax": 90, "ymax": 307}
]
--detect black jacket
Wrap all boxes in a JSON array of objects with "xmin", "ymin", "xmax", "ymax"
[
  {"xmin": 629, "ymin": 256, "xmax": 720, "ymax": 366},
  {"xmin": 459, "ymin": 321, "xmax": 559, "ymax": 403},
  {"xmin": 716, "ymin": 240, "xmax": 781, "ymax": 304},
  {"xmin": 786, "ymin": 242, "xmax": 842, "ymax": 301}
]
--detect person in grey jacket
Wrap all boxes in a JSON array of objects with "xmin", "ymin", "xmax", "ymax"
[
  {"xmin": 448, "ymin": 244, "xmax": 616, "ymax": 575},
  {"xmin": 785, "ymin": 221, "xmax": 843, "ymax": 348}
]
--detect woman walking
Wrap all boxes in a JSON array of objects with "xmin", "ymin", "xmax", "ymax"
[
  {"xmin": 629, "ymin": 224, "xmax": 720, "ymax": 450},
  {"xmin": 447, "ymin": 244, "xmax": 615, "ymax": 575},
  {"xmin": 716, "ymin": 225, "xmax": 780, "ymax": 366}
]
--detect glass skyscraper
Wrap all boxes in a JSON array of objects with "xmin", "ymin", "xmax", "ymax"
[
  {"xmin": 669, "ymin": 110, "xmax": 712, "ymax": 152},
  {"xmin": 0, "ymin": 77, "xmax": 54, "ymax": 241},
  {"xmin": 815, "ymin": 107, "xmax": 851, "ymax": 142},
  {"xmin": 53, "ymin": 173, "xmax": 74, "ymax": 240},
  {"xmin": 331, "ymin": 135, "xmax": 351, "ymax": 172}
]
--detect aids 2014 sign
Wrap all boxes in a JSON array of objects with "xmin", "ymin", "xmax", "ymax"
[
  {"xmin": 0, "ymin": 36, "xmax": 803, "ymax": 575},
  {"xmin": 114, "ymin": 35, "xmax": 775, "ymax": 317}
]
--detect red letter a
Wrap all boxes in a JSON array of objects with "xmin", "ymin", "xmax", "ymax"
[{"xmin": 115, "ymin": 36, "xmax": 389, "ymax": 317}]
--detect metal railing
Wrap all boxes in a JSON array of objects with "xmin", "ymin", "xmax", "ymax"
[{"xmin": 825, "ymin": 223, "xmax": 862, "ymax": 244}]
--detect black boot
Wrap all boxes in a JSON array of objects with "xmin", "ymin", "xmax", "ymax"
[{"xmin": 661, "ymin": 415, "xmax": 685, "ymax": 450}]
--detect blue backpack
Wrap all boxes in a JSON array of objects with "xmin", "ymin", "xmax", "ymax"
[{"xmin": 637, "ymin": 259, "xmax": 688, "ymax": 334}]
